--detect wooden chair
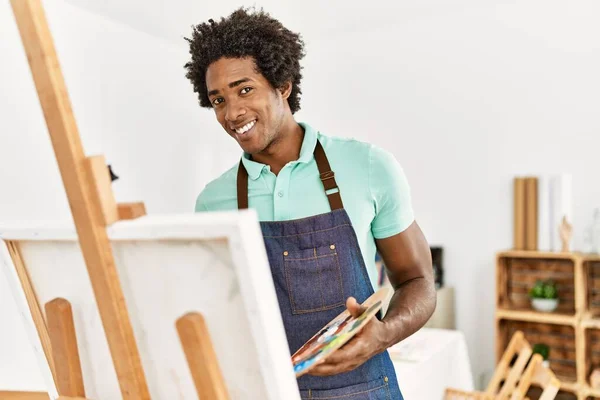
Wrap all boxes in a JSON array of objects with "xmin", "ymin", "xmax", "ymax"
[
  {"xmin": 444, "ymin": 388, "xmax": 493, "ymax": 400},
  {"xmin": 485, "ymin": 330, "xmax": 535, "ymax": 398},
  {"xmin": 515, "ymin": 354, "xmax": 560, "ymax": 400},
  {"xmin": 445, "ymin": 330, "xmax": 560, "ymax": 400}
]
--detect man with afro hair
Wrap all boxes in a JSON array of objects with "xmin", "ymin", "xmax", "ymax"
[{"xmin": 185, "ymin": 7, "xmax": 435, "ymax": 399}]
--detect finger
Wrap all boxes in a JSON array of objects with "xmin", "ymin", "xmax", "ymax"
[
  {"xmin": 321, "ymin": 340, "xmax": 370, "ymax": 372},
  {"xmin": 308, "ymin": 364, "xmax": 340, "ymax": 376},
  {"xmin": 305, "ymin": 359, "xmax": 331, "ymax": 376},
  {"xmin": 309, "ymin": 361, "xmax": 354, "ymax": 376},
  {"xmin": 346, "ymin": 297, "xmax": 367, "ymax": 318},
  {"xmin": 309, "ymin": 342, "xmax": 367, "ymax": 376},
  {"xmin": 326, "ymin": 337, "xmax": 363, "ymax": 364},
  {"xmin": 321, "ymin": 346, "xmax": 350, "ymax": 365}
]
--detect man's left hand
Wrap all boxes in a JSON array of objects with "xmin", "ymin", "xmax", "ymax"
[{"xmin": 307, "ymin": 296, "xmax": 390, "ymax": 376}]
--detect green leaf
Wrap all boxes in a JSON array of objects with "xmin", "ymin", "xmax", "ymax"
[
  {"xmin": 532, "ymin": 343, "xmax": 550, "ymax": 360},
  {"xmin": 529, "ymin": 281, "xmax": 545, "ymax": 298},
  {"xmin": 543, "ymin": 283, "xmax": 558, "ymax": 299}
]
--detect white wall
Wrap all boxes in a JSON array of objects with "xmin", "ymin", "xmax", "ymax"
[
  {"xmin": 297, "ymin": 0, "xmax": 600, "ymax": 384},
  {"xmin": 1, "ymin": 0, "xmax": 600, "ymax": 391},
  {"xmin": 0, "ymin": 0, "xmax": 239, "ymax": 223}
]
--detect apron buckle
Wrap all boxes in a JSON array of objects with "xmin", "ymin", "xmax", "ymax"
[{"xmin": 320, "ymin": 171, "xmax": 335, "ymax": 181}]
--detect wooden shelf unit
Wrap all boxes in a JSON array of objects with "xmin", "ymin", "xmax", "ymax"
[{"xmin": 495, "ymin": 250, "xmax": 600, "ymax": 400}]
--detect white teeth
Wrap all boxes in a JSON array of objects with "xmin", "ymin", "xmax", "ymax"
[{"xmin": 235, "ymin": 120, "xmax": 256, "ymax": 134}]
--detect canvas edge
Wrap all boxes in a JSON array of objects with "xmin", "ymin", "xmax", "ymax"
[
  {"xmin": 0, "ymin": 240, "xmax": 59, "ymax": 399},
  {"xmin": 228, "ymin": 211, "xmax": 301, "ymax": 399},
  {"xmin": 0, "ymin": 211, "xmax": 247, "ymax": 241}
]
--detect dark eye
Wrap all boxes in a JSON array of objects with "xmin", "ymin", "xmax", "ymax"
[
  {"xmin": 212, "ymin": 97, "xmax": 224, "ymax": 106},
  {"xmin": 240, "ymin": 87, "xmax": 253, "ymax": 95}
]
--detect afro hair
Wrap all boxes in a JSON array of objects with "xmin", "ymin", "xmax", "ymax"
[{"xmin": 184, "ymin": 7, "xmax": 306, "ymax": 114}]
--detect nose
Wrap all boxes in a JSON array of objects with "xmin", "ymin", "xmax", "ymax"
[{"xmin": 224, "ymin": 98, "xmax": 246, "ymax": 123}]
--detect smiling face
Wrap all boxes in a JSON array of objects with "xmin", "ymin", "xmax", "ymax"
[{"xmin": 206, "ymin": 57, "xmax": 292, "ymax": 155}]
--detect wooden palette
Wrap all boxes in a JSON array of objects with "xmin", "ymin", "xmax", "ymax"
[{"xmin": 291, "ymin": 287, "xmax": 392, "ymax": 377}]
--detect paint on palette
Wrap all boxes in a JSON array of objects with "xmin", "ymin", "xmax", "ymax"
[{"xmin": 291, "ymin": 287, "xmax": 392, "ymax": 377}]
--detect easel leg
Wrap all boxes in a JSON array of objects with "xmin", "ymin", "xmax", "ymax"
[
  {"xmin": 6, "ymin": 242, "xmax": 57, "ymax": 387},
  {"xmin": 176, "ymin": 312, "xmax": 230, "ymax": 400},
  {"xmin": 45, "ymin": 298, "xmax": 86, "ymax": 397}
]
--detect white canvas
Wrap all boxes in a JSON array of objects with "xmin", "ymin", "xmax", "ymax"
[{"xmin": 0, "ymin": 209, "xmax": 300, "ymax": 399}]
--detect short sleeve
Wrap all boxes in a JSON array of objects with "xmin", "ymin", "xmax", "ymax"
[
  {"xmin": 369, "ymin": 145, "xmax": 415, "ymax": 239},
  {"xmin": 194, "ymin": 189, "xmax": 210, "ymax": 212}
]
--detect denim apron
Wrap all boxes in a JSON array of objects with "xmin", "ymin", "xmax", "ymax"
[{"xmin": 237, "ymin": 139, "xmax": 403, "ymax": 399}]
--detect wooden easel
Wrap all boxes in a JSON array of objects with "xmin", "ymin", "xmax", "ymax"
[{"xmin": 7, "ymin": 0, "xmax": 228, "ymax": 398}]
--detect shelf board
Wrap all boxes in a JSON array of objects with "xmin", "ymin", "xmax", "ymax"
[
  {"xmin": 582, "ymin": 318, "xmax": 600, "ymax": 329},
  {"xmin": 583, "ymin": 254, "xmax": 600, "ymax": 262},
  {"xmin": 496, "ymin": 309, "xmax": 576, "ymax": 325},
  {"xmin": 497, "ymin": 250, "xmax": 578, "ymax": 260},
  {"xmin": 497, "ymin": 249, "xmax": 600, "ymax": 262}
]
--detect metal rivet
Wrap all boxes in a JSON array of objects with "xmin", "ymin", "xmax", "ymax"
[
  {"xmin": 283, "ymin": 251, "xmax": 288, "ymax": 256},
  {"xmin": 384, "ymin": 376, "xmax": 389, "ymax": 382},
  {"xmin": 330, "ymin": 244, "xmax": 335, "ymax": 250}
]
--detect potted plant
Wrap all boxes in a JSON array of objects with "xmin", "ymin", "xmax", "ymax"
[
  {"xmin": 529, "ymin": 279, "xmax": 559, "ymax": 312},
  {"xmin": 532, "ymin": 343, "xmax": 550, "ymax": 368}
]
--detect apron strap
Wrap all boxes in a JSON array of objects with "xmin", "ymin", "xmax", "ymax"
[
  {"xmin": 313, "ymin": 140, "xmax": 344, "ymax": 210},
  {"xmin": 237, "ymin": 158, "xmax": 249, "ymax": 209},
  {"xmin": 236, "ymin": 139, "xmax": 344, "ymax": 211}
]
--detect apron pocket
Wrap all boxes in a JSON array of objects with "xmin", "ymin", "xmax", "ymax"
[
  {"xmin": 300, "ymin": 376, "xmax": 391, "ymax": 399},
  {"xmin": 284, "ymin": 244, "xmax": 345, "ymax": 314}
]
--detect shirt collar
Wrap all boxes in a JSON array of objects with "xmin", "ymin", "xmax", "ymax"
[
  {"xmin": 297, "ymin": 122, "xmax": 318, "ymax": 164},
  {"xmin": 240, "ymin": 152, "xmax": 266, "ymax": 180},
  {"xmin": 240, "ymin": 122, "xmax": 318, "ymax": 180}
]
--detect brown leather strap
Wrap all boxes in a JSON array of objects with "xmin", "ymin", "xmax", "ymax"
[
  {"xmin": 236, "ymin": 139, "xmax": 343, "ymax": 211},
  {"xmin": 237, "ymin": 159, "xmax": 249, "ymax": 209},
  {"xmin": 313, "ymin": 140, "xmax": 344, "ymax": 210}
]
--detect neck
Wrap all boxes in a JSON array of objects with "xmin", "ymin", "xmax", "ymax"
[{"xmin": 251, "ymin": 117, "xmax": 304, "ymax": 175}]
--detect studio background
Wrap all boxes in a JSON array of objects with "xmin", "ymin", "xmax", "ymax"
[{"xmin": 1, "ymin": 0, "xmax": 599, "ymax": 389}]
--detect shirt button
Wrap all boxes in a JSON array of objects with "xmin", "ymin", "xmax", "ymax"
[{"xmin": 278, "ymin": 191, "xmax": 284, "ymax": 197}]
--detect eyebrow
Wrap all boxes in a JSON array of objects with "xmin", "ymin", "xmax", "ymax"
[{"xmin": 207, "ymin": 78, "xmax": 251, "ymax": 97}]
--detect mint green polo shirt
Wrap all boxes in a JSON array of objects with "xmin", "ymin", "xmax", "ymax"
[{"xmin": 195, "ymin": 122, "xmax": 415, "ymax": 290}]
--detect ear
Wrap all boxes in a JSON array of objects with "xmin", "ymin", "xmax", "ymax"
[{"xmin": 279, "ymin": 81, "xmax": 293, "ymax": 100}]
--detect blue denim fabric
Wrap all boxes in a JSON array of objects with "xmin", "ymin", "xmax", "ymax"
[{"xmin": 260, "ymin": 209, "xmax": 403, "ymax": 399}]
